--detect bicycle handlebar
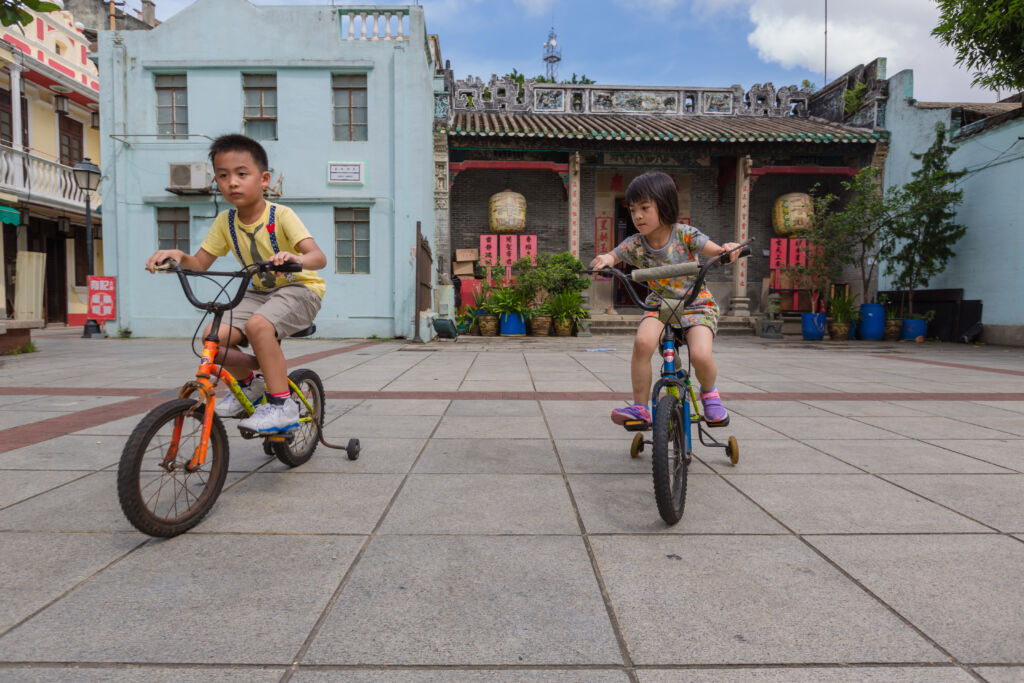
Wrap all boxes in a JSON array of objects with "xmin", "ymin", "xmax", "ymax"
[
  {"xmin": 155, "ymin": 258, "xmax": 302, "ymax": 312},
  {"xmin": 587, "ymin": 240, "xmax": 753, "ymax": 314}
]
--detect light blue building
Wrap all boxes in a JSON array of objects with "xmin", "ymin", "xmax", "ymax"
[
  {"xmin": 882, "ymin": 69, "xmax": 1023, "ymax": 346},
  {"xmin": 97, "ymin": 0, "xmax": 440, "ymax": 339}
]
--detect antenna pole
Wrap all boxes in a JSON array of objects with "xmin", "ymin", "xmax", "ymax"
[{"xmin": 824, "ymin": 0, "xmax": 828, "ymax": 84}]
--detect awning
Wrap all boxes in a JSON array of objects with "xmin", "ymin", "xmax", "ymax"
[{"xmin": 0, "ymin": 205, "xmax": 20, "ymax": 226}]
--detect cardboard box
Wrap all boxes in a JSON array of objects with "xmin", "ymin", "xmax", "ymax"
[
  {"xmin": 455, "ymin": 248, "xmax": 479, "ymax": 262},
  {"xmin": 452, "ymin": 260, "xmax": 475, "ymax": 276}
]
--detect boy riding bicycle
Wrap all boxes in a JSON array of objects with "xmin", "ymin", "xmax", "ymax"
[
  {"xmin": 589, "ymin": 171, "xmax": 737, "ymax": 429},
  {"xmin": 145, "ymin": 134, "xmax": 327, "ymax": 435}
]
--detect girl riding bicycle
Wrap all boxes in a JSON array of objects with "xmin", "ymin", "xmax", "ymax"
[{"xmin": 589, "ymin": 171, "xmax": 738, "ymax": 429}]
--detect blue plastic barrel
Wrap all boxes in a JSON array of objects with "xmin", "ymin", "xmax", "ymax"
[
  {"xmin": 499, "ymin": 313, "xmax": 526, "ymax": 336},
  {"xmin": 858, "ymin": 303, "xmax": 885, "ymax": 340},
  {"xmin": 901, "ymin": 318, "xmax": 927, "ymax": 340},
  {"xmin": 801, "ymin": 313, "xmax": 826, "ymax": 340}
]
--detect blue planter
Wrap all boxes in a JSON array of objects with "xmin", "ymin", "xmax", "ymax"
[
  {"xmin": 858, "ymin": 303, "xmax": 885, "ymax": 340},
  {"xmin": 499, "ymin": 313, "xmax": 526, "ymax": 336},
  {"xmin": 801, "ymin": 313, "xmax": 826, "ymax": 340},
  {"xmin": 900, "ymin": 318, "xmax": 928, "ymax": 341},
  {"xmin": 848, "ymin": 320, "xmax": 858, "ymax": 339}
]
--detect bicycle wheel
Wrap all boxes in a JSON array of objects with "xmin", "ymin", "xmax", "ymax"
[
  {"xmin": 272, "ymin": 368, "xmax": 324, "ymax": 467},
  {"xmin": 651, "ymin": 393, "xmax": 689, "ymax": 525},
  {"xmin": 117, "ymin": 398, "xmax": 229, "ymax": 537}
]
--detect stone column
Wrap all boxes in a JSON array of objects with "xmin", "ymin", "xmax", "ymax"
[
  {"xmin": 432, "ymin": 131, "xmax": 450, "ymax": 274},
  {"xmin": 726, "ymin": 155, "xmax": 751, "ymax": 317},
  {"xmin": 568, "ymin": 151, "xmax": 580, "ymax": 257},
  {"xmin": 9, "ymin": 64, "xmax": 23, "ymax": 189}
]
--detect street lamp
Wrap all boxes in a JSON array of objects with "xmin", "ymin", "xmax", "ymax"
[{"xmin": 73, "ymin": 157, "xmax": 102, "ymax": 338}]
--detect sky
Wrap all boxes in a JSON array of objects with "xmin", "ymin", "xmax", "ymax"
[{"xmin": 146, "ymin": 0, "xmax": 1000, "ymax": 103}]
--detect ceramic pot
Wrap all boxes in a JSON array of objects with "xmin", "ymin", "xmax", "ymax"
[
  {"xmin": 553, "ymin": 318, "xmax": 573, "ymax": 337},
  {"xmin": 478, "ymin": 314, "xmax": 499, "ymax": 336},
  {"xmin": 827, "ymin": 321, "xmax": 851, "ymax": 340},
  {"xmin": 884, "ymin": 318, "xmax": 902, "ymax": 341},
  {"xmin": 530, "ymin": 314, "xmax": 551, "ymax": 336}
]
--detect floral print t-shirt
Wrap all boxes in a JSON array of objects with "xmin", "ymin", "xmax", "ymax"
[{"xmin": 613, "ymin": 223, "xmax": 720, "ymax": 334}]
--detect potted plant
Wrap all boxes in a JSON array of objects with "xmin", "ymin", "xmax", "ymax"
[
  {"xmin": 827, "ymin": 291, "xmax": 859, "ymax": 340},
  {"xmin": 879, "ymin": 123, "xmax": 967, "ymax": 334},
  {"xmin": 486, "ymin": 283, "xmax": 530, "ymax": 336},
  {"xmin": 456, "ymin": 306, "xmax": 478, "ymax": 335},
  {"xmin": 528, "ymin": 308, "xmax": 551, "ymax": 336},
  {"xmin": 545, "ymin": 290, "xmax": 586, "ymax": 336},
  {"xmin": 878, "ymin": 294, "xmax": 902, "ymax": 341},
  {"xmin": 474, "ymin": 283, "xmax": 499, "ymax": 337}
]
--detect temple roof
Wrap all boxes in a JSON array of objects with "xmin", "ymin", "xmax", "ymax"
[{"xmin": 439, "ymin": 112, "xmax": 885, "ymax": 144}]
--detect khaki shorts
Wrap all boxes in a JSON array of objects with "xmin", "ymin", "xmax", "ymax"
[{"xmin": 229, "ymin": 284, "xmax": 321, "ymax": 340}]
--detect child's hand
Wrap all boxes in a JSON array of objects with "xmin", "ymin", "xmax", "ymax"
[
  {"xmin": 720, "ymin": 242, "xmax": 740, "ymax": 263},
  {"xmin": 589, "ymin": 253, "xmax": 616, "ymax": 270},
  {"xmin": 268, "ymin": 251, "xmax": 302, "ymax": 268},
  {"xmin": 146, "ymin": 249, "xmax": 184, "ymax": 273}
]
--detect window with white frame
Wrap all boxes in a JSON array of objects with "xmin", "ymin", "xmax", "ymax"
[
  {"xmin": 155, "ymin": 74, "xmax": 188, "ymax": 139},
  {"xmin": 332, "ymin": 74, "xmax": 368, "ymax": 141},
  {"xmin": 335, "ymin": 207, "xmax": 369, "ymax": 273},
  {"xmin": 157, "ymin": 207, "xmax": 190, "ymax": 252},
  {"xmin": 243, "ymin": 73, "xmax": 277, "ymax": 140}
]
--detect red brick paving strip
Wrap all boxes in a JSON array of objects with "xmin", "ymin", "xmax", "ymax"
[
  {"xmin": 0, "ymin": 396, "xmax": 166, "ymax": 454},
  {"xmin": 324, "ymin": 391, "xmax": 1024, "ymax": 401},
  {"xmin": 880, "ymin": 353, "xmax": 1024, "ymax": 377}
]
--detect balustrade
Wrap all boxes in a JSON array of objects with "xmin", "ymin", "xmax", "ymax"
[
  {"xmin": 338, "ymin": 7, "xmax": 409, "ymax": 41},
  {"xmin": 0, "ymin": 145, "xmax": 93, "ymax": 210}
]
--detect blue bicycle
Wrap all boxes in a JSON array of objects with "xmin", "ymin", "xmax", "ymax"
[{"xmin": 591, "ymin": 241, "xmax": 751, "ymax": 524}]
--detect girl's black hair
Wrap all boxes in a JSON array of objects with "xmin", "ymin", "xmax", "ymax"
[
  {"xmin": 625, "ymin": 171, "xmax": 679, "ymax": 227},
  {"xmin": 208, "ymin": 134, "xmax": 269, "ymax": 173}
]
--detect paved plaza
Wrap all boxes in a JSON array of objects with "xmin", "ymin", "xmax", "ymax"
[{"xmin": 1, "ymin": 328, "xmax": 1023, "ymax": 682}]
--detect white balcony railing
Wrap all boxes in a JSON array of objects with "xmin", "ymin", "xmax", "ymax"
[
  {"xmin": 338, "ymin": 7, "xmax": 410, "ymax": 41},
  {"xmin": 0, "ymin": 145, "xmax": 93, "ymax": 212}
]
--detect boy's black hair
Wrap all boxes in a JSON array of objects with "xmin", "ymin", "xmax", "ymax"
[
  {"xmin": 625, "ymin": 171, "xmax": 679, "ymax": 228},
  {"xmin": 208, "ymin": 134, "xmax": 269, "ymax": 173}
]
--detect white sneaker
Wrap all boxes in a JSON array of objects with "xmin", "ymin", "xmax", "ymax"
[
  {"xmin": 215, "ymin": 374, "xmax": 266, "ymax": 418},
  {"xmin": 238, "ymin": 399, "xmax": 300, "ymax": 435}
]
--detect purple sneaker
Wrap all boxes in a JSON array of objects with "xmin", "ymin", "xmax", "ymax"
[
  {"xmin": 701, "ymin": 389, "xmax": 729, "ymax": 427},
  {"xmin": 611, "ymin": 403, "xmax": 651, "ymax": 427}
]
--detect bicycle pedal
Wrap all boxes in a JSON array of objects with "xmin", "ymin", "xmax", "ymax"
[
  {"xmin": 238, "ymin": 426, "xmax": 259, "ymax": 439},
  {"xmin": 623, "ymin": 420, "xmax": 650, "ymax": 432}
]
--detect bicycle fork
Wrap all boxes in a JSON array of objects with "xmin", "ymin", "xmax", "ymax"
[{"xmin": 650, "ymin": 339, "xmax": 693, "ymax": 454}]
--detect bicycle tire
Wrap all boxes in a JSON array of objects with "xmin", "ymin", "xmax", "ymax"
[
  {"xmin": 651, "ymin": 393, "xmax": 689, "ymax": 525},
  {"xmin": 117, "ymin": 398, "xmax": 229, "ymax": 537},
  {"xmin": 272, "ymin": 368, "xmax": 324, "ymax": 467}
]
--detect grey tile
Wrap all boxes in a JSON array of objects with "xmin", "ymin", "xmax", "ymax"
[
  {"xmin": 556, "ymin": 439, "xmax": 711, "ymax": 475},
  {"xmin": 752, "ymin": 416, "xmax": 902, "ymax": 440},
  {"xmin": 344, "ymin": 399, "xmax": 450, "ymax": 416},
  {"xmin": 973, "ymin": 668, "xmax": 1024, "ymax": 683},
  {"xmin": 882, "ymin": 474, "xmax": 1024, "ymax": 531},
  {"xmin": 260, "ymin": 437, "xmax": 425, "ymax": 474},
  {"xmin": 570, "ymin": 474, "xmax": 785, "ymax": 534},
  {"xmin": 0, "ymin": 470, "xmax": 86, "ymax": 509},
  {"xmin": 293, "ymin": 672, "xmax": 628, "ymax": 682},
  {"xmin": 0, "ymin": 535, "xmax": 364, "ymax": 664},
  {"xmin": 729, "ymin": 400, "xmax": 837, "ymax": 418},
  {"xmin": 548, "ymin": 416, "xmax": 635, "ymax": 440},
  {"xmin": 302, "ymin": 536, "xmax": 621, "ymax": 665},
  {"xmin": 323, "ymin": 414, "xmax": 441, "ymax": 439},
  {"xmin": 415, "ymin": 438, "xmax": 559, "ymax": 473},
  {"xmin": 0, "ymin": 435, "xmax": 126, "ymax": 471},
  {"xmin": 0, "ymin": 410, "xmax": 71, "ymax": 429},
  {"xmin": 802, "ymin": 400, "xmax": 932, "ymax": 417},
  {"xmin": 591, "ymin": 535, "xmax": 941, "ymax": 664},
  {"xmin": 200, "ymin": 472, "xmax": 402, "ymax": 533},
  {"xmin": 541, "ymin": 400, "xmax": 622, "ymax": 417},
  {"xmin": 0, "ymin": 668, "xmax": 285, "ymax": 682},
  {"xmin": 705, "ymin": 439, "xmax": 860, "ymax": 474},
  {"xmin": 858, "ymin": 416, "xmax": 1011, "ymax": 440},
  {"xmin": 380, "ymin": 474, "xmax": 578, "ymax": 534},
  {"xmin": 637, "ymin": 668, "xmax": 974, "ymax": 682},
  {"xmin": 928, "ymin": 439, "xmax": 1024, "ymax": 473},
  {"xmin": 433, "ymin": 415, "xmax": 550, "ymax": 439},
  {"xmin": 809, "ymin": 534, "xmax": 1024, "ymax": 663},
  {"xmin": 804, "ymin": 439, "xmax": 1010, "ymax": 474},
  {"xmin": 446, "ymin": 400, "xmax": 541, "ymax": 417},
  {"xmin": 725, "ymin": 474, "xmax": 988, "ymax": 534}
]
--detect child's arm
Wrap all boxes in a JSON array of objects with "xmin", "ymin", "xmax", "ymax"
[
  {"xmin": 266, "ymin": 238, "xmax": 327, "ymax": 270},
  {"xmin": 145, "ymin": 248, "xmax": 216, "ymax": 273},
  {"xmin": 589, "ymin": 251, "xmax": 622, "ymax": 270},
  {"xmin": 700, "ymin": 239, "xmax": 740, "ymax": 263}
]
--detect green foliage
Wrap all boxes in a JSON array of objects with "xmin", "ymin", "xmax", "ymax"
[
  {"xmin": 1, "ymin": 340, "xmax": 36, "ymax": 355},
  {"xmin": 933, "ymin": 0, "xmax": 1024, "ymax": 92},
  {"xmin": 117, "ymin": 327, "xmax": 132, "ymax": 339},
  {"xmin": 456, "ymin": 306, "xmax": 478, "ymax": 330},
  {"xmin": 782, "ymin": 188, "xmax": 841, "ymax": 299},
  {"xmin": 0, "ymin": 0, "xmax": 61, "ymax": 27},
  {"xmin": 843, "ymin": 80, "xmax": 868, "ymax": 116},
  {"xmin": 484, "ymin": 283, "xmax": 531, "ymax": 315},
  {"xmin": 827, "ymin": 291, "xmax": 860, "ymax": 324},
  {"xmin": 801, "ymin": 79, "xmax": 818, "ymax": 92},
  {"xmin": 543, "ymin": 290, "xmax": 587, "ymax": 323},
  {"xmin": 880, "ymin": 123, "xmax": 967, "ymax": 317}
]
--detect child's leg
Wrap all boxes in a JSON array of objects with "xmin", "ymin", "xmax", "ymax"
[
  {"xmin": 631, "ymin": 315, "xmax": 664, "ymax": 404},
  {"xmin": 245, "ymin": 314, "xmax": 288, "ymax": 394},
  {"xmin": 204, "ymin": 322, "xmax": 259, "ymax": 376},
  {"xmin": 685, "ymin": 324, "xmax": 728, "ymax": 425}
]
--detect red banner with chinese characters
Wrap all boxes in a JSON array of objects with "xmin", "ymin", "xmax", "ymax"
[
  {"xmin": 518, "ymin": 234, "xmax": 537, "ymax": 264},
  {"xmin": 87, "ymin": 276, "xmax": 116, "ymax": 321}
]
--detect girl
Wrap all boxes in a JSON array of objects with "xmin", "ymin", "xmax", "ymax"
[{"xmin": 590, "ymin": 171, "xmax": 737, "ymax": 428}]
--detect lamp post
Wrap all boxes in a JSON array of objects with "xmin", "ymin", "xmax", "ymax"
[{"xmin": 73, "ymin": 157, "xmax": 102, "ymax": 338}]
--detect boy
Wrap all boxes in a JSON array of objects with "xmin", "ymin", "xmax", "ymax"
[{"xmin": 145, "ymin": 134, "xmax": 327, "ymax": 434}]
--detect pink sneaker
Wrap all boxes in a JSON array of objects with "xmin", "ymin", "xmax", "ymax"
[
  {"xmin": 701, "ymin": 389, "xmax": 729, "ymax": 427},
  {"xmin": 611, "ymin": 403, "xmax": 651, "ymax": 426}
]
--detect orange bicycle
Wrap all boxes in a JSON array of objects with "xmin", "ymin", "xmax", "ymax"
[{"xmin": 117, "ymin": 259, "xmax": 358, "ymax": 537}]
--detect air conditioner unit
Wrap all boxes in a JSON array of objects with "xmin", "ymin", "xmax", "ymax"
[{"xmin": 168, "ymin": 162, "xmax": 211, "ymax": 193}]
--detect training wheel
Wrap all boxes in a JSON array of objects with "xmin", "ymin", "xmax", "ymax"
[
  {"xmin": 346, "ymin": 438, "xmax": 360, "ymax": 460},
  {"xmin": 726, "ymin": 436, "xmax": 739, "ymax": 465},
  {"xmin": 262, "ymin": 439, "xmax": 274, "ymax": 456},
  {"xmin": 630, "ymin": 433, "xmax": 644, "ymax": 459}
]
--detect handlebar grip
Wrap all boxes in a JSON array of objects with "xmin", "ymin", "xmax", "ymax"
[
  {"xmin": 631, "ymin": 261, "xmax": 699, "ymax": 282},
  {"xmin": 271, "ymin": 262, "xmax": 303, "ymax": 273},
  {"xmin": 739, "ymin": 246, "xmax": 751, "ymax": 259}
]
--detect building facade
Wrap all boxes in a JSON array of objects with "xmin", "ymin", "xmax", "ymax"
[
  {"xmin": 433, "ymin": 60, "xmax": 890, "ymax": 322},
  {"xmin": 881, "ymin": 69, "xmax": 1023, "ymax": 346},
  {"xmin": 98, "ymin": 0, "xmax": 438, "ymax": 338},
  {"xmin": 0, "ymin": 6, "xmax": 103, "ymax": 325}
]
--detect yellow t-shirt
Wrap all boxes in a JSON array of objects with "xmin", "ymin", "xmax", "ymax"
[{"xmin": 200, "ymin": 202, "xmax": 326, "ymax": 299}]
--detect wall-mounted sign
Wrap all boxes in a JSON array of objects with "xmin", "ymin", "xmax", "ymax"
[{"xmin": 327, "ymin": 161, "xmax": 364, "ymax": 185}]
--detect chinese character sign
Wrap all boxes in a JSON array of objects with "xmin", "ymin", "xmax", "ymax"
[
  {"xmin": 499, "ymin": 235, "xmax": 518, "ymax": 266},
  {"xmin": 594, "ymin": 216, "xmax": 613, "ymax": 255},
  {"xmin": 518, "ymin": 234, "xmax": 537, "ymax": 264},
  {"xmin": 479, "ymin": 234, "xmax": 499, "ymax": 266},
  {"xmin": 87, "ymin": 276, "xmax": 116, "ymax": 321}
]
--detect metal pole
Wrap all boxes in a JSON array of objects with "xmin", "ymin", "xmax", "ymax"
[
  {"xmin": 82, "ymin": 192, "xmax": 102, "ymax": 338},
  {"xmin": 412, "ymin": 221, "xmax": 422, "ymax": 343},
  {"xmin": 824, "ymin": 0, "xmax": 828, "ymax": 84}
]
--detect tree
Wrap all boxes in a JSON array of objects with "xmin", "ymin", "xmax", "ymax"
[
  {"xmin": 932, "ymin": 0, "xmax": 1024, "ymax": 93},
  {"xmin": 0, "ymin": 0, "xmax": 61, "ymax": 27},
  {"xmin": 880, "ymin": 123, "xmax": 967, "ymax": 317}
]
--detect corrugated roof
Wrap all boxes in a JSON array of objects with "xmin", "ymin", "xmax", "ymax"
[
  {"xmin": 916, "ymin": 101, "xmax": 1021, "ymax": 116},
  {"xmin": 439, "ymin": 113, "xmax": 885, "ymax": 143}
]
